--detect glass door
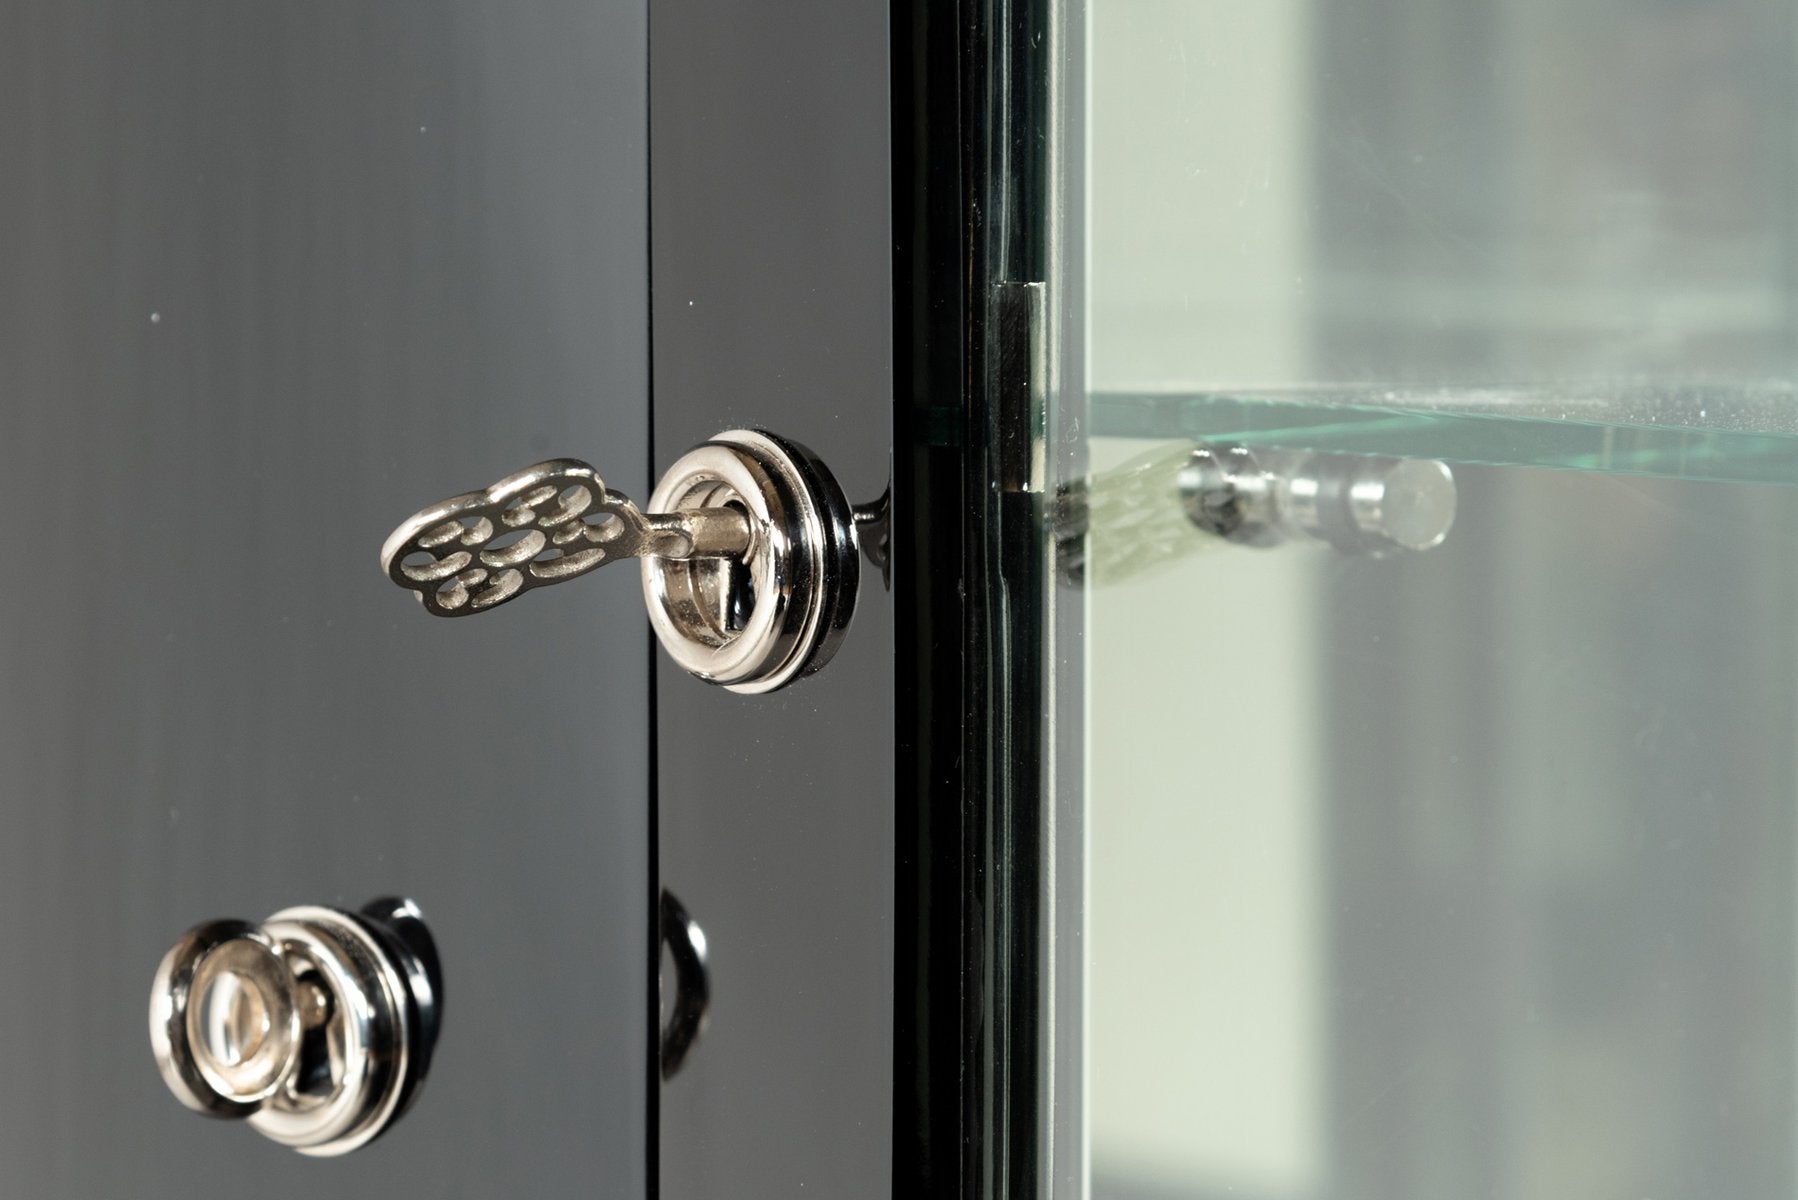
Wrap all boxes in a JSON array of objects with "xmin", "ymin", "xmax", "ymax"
[{"xmin": 1028, "ymin": 0, "xmax": 1798, "ymax": 1196}]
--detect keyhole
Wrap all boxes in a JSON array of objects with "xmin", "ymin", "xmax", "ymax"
[
  {"xmin": 199, "ymin": 971, "xmax": 270, "ymax": 1067},
  {"xmin": 719, "ymin": 500, "xmax": 755, "ymax": 633},
  {"xmin": 723, "ymin": 557, "xmax": 755, "ymax": 633},
  {"xmin": 185, "ymin": 935, "xmax": 301, "ymax": 1102}
]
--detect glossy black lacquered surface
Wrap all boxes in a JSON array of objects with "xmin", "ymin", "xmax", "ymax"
[
  {"xmin": 0, "ymin": 4, "xmax": 648, "ymax": 1195},
  {"xmin": 649, "ymin": 1, "xmax": 895, "ymax": 1196}
]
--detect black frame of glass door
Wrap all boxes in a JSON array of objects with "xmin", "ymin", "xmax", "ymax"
[{"xmin": 892, "ymin": 0, "xmax": 1055, "ymax": 1194}]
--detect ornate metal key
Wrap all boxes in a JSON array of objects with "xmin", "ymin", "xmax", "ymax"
[
  {"xmin": 381, "ymin": 458, "xmax": 756, "ymax": 618},
  {"xmin": 382, "ymin": 430, "xmax": 865, "ymax": 693}
]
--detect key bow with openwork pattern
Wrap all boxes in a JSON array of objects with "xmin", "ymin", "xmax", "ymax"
[
  {"xmin": 380, "ymin": 458, "xmax": 753, "ymax": 617},
  {"xmin": 381, "ymin": 431, "xmax": 871, "ymax": 693}
]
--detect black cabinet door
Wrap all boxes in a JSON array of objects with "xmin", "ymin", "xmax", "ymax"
[
  {"xmin": 0, "ymin": 5, "xmax": 650, "ymax": 1195},
  {"xmin": 649, "ymin": 1, "xmax": 895, "ymax": 1196}
]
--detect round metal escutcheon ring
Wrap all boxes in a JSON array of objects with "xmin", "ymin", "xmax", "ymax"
[{"xmin": 642, "ymin": 429, "xmax": 859, "ymax": 694}]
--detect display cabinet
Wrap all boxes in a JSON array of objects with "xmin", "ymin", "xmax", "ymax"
[{"xmin": 5, "ymin": 1, "xmax": 1795, "ymax": 1197}]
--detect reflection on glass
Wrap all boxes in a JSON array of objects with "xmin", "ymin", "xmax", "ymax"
[{"xmin": 1082, "ymin": 0, "xmax": 1798, "ymax": 1198}]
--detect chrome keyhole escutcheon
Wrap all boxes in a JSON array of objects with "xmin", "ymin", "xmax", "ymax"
[
  {"xmin": 149, "ymin": 898, "xmax": 441, "ymax": 1156},
  {"xmin": 643, "ymin": 431, "xmax": 860, "ymax": 692},
  {"xmin": 381, "ymin": 428, "xmax": 876, "ymax": 694},
  {"xmin": 186, "ymin": 932, "xmax": 301, "ymax": 1104}
]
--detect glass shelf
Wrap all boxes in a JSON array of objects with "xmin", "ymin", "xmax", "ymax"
[{"xmin": 1092, "ymin": 386, "xmax": 1798, "ymax": 487}]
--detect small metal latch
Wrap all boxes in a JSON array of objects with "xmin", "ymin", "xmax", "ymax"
[
  {"xmin": 1057, "ymin": 441, "xmax": 1457, "ymax": 586},
  {"xmin": 148, "ymin": 898, "xmax": 441, "ymax": 1156},
  {"xmin": 1181, "ymin": 443, "xmax": 1457, "ymax": 554},
  {"xmin": 382, "ymin": 430, "xmax": 878, "ymax": 694}
]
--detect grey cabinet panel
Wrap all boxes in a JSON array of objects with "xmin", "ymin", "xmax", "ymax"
[{"xmin": 0, "ymin": 4, "xmax": 648, "ymax": 1196}]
